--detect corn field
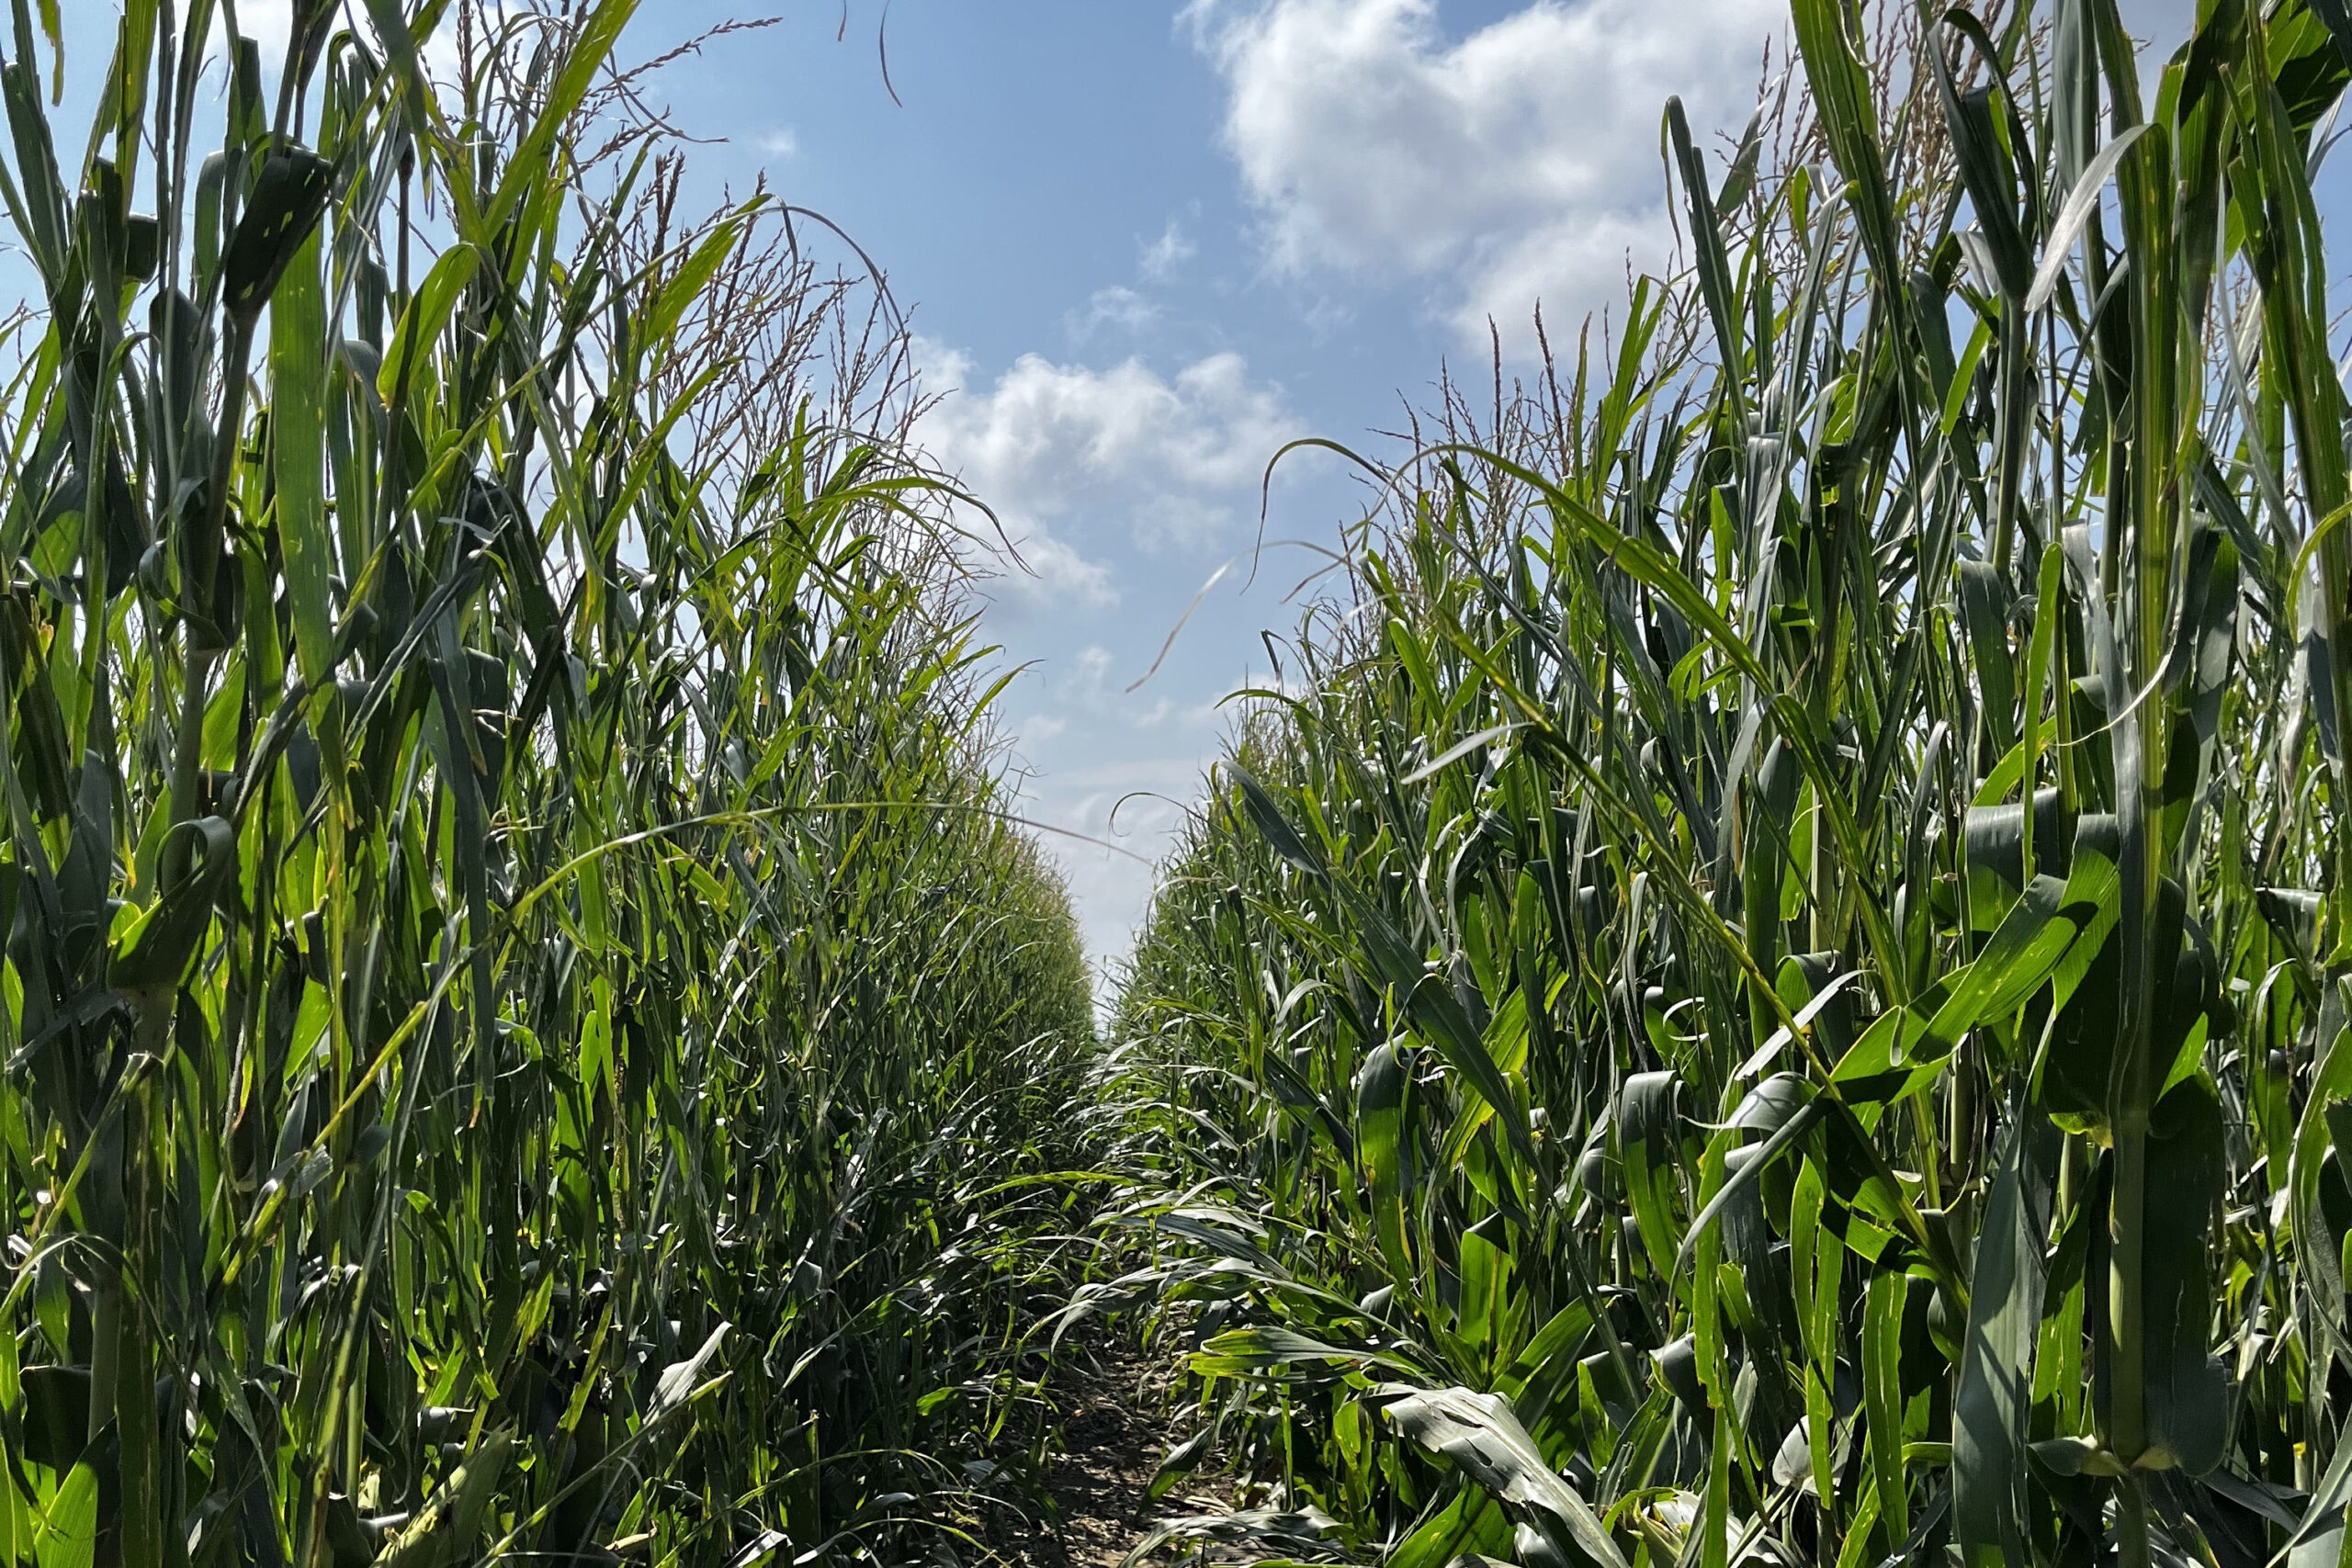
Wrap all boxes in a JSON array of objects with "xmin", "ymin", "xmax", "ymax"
[
  {"xmin": 0, "ymin": 2, "xmax": 1098, "ymax": 1564},
  {"xmin": 10, "ymin": 0, "xmax": 2352, "ymax": 1564},
  {"xmin": 1102, "ymin": 2, "xmax": 2352, "ymax": 1567}
]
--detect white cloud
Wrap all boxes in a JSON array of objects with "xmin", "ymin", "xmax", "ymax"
[
  {"xmin": 1049, "ymin": 645, "xmax": 1182, "ymax": 728},
  {"xmin": 917, "ymin": 339, "xmax": 1121, "ymax": 610},
  {"xmin": 1018, "ymin": 712, "xmax": 1070, "ymax": 745},
  {"xmin": 1191, "ymin": 0, "xmax": 1782, "ymax": 346},
  {"xmin": 1001, "ymin": 522, "xmax": 1123, "ymax": 610},
  {"xmin": 1023, "ymin": 761, "xmax": 1205, "ymax": 976},
  {"xmin": 914, "ymin": 336, "xmax": 1303, "ymax": 589},
  {"xmin": 235, "ymin": 0, "xmax": 294, "ymax": 47},
  {"xmin": 756, "ymin": 127, "xmax": 798, "ymax": 158},
  {"xmin": 220, "ymin": 3, "xmax": 479, "ymax": 89},
  {"xmin": 1057, "ymin": 644, "xmax": 1122, "ymax": 705},
  {"xmin": 1069, "ymin": 284, "xmax": 1160, "ymax": 339},
  {"xmin": 1139, "ymin": 218, "xmax": 1197, "ymax": 281}
]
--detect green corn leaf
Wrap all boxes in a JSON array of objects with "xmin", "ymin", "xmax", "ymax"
[
  {"xmin": 1665, "ymin": 96, "xmax": 1743, "ymax": 392},
  {"xmin": 1959, "ymin": 560, "xmax": 2019, "ymax": 754},
  {"xmin": 2025, "ymin": 123, "xmax": 2152, "ymax": 312},
  {"xmin": 1953, "ymin": 1105, "xmax": 2056, "ymax": 1560},
  {"xmin": 1617, "ymin": 1071, "xmax": 1686, "ymax": 1276},
  {"xmin": 481, "ymin": 0, "xmax": 640, "ymax": 238},
  {"xmin": 1862, "ymin": 1271, "xmax": 1911, "ymax": 1545},
  {"xmin": 1191, "ymin": 1325, "xmax": 1421, "ymax": 1379},
  {"xmin": 375, "ymin": 1430, "xmax": 513, "ymax": 1568},
  {"xmin": 271, "ymin": 226, "xmax": 334, "ymax": 685},
  {"xmin": 220, "ymin": 146, "xmax": 332, "ymax": 321},
  {"xmin": 1378, "ymin": 1383, "xmax": 1632, "ymax": 1568},
  {"xmin": 1919, "ymin": 865, "xmax": 2114, "ymax": 1056},
  {"xmin": 1673, "ymin": 1077, "xmax": 1827, "ymax": 1280},
  {"xmin": 1356, "ymin": 1040, "xmax": 1414, "ymax": 1293},
  {"xmin": 377, "ymin": 243, "xmax": 480, "ymax": 407},
  {"xmin": 1788, "ymin": 0, "xmax": 1901, "ymax": 283},
  {"xmin": 31, "ymin": 1459, "xmax": 96, "ymax": 1568},
  {"xmin": 646, "ymin": 215, "xmax": 744, "ymax": 348},
  {"xmin": 1390, "ymin": 1490, "xmax": 1512, "ymax": 1568},
  {"xmin": 111, "ymin": 815, "xmax": 236, "ymax": 990},
  {"xmin": 2138, "ymin": 1077, "xmax": 2229, "ymax": 1474}
]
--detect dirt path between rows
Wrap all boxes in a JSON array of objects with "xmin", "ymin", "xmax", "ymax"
[
  {"xmin": 976, "ymin": 1338, "xmax": 1238, "ymax": 1567},
  {"xmin": 1033, "ymin": 1348, "xmax": 1161, "ymax": 1565}
]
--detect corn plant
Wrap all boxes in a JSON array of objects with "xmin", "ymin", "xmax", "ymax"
[
  {"xmin": 1103, "ymin": 2, "xmax": 2352, "ymax": 1566},
  {"xmin": 0, "ymin": 3, "xmax": 1095, "ymax": 1564}
]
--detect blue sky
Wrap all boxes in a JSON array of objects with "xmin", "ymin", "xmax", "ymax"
[
  {"xmin": 41, "ymin": 0, "xmax": 2290, "ymax": 976},
  {"xmin": 621, "ymin": 0, "xmax": 1828, "ymax": 973},
  {"xmin": 633, "ymin": 0, "xmax": 2225, "ymax": 977}
]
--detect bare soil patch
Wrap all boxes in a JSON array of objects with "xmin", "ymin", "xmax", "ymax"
[{"xmin": 967, "ymin": 1337, "xmax": 1239, "ymax": 1567}]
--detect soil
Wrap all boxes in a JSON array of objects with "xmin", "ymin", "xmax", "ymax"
[
  {"xmin": 1032, "ymin": 1351, "xmax": 1162, "ymax": 1565},
  {"xmin": 969, "ymin": 1338, "xmax": 1238, "ymax": 1568}
]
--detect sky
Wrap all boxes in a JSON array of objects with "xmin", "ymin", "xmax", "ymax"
[
  {"xmin": 633, "ymin": 0, "xmax": 1804, "ymax": 979},
  {"xmin": 39, "ymin": 0, "xmax": 2284, "ymax": 983}
]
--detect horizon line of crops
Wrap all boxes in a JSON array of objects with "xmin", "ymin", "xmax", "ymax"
[
  {"xmin": 0, "ymin": 2, "xmax": 1099, "ymax": 1564},
  {"xmin": 1100, "ymin": 1, "xmax": 2352, "ymax": 1565}
]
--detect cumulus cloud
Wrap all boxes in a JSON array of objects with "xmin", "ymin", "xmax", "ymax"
[
  {"xmin": 1069, "ymin": 285, "xmax": 1160, "ymax": 339},
  {"xmin": 1190, "ymin": 0, "xmax": 1783, "ymax": 346},
  {"xmin": 238, "ymin": 0, "xmax": 294, "ymax": 46},
  {"xmin": 1019, "ymin": 712, "xmax": 1070, "ymax": 745},
  {"xmin": 218, "ymin": 3, "xmax": 477, "ymax": 86},
  {"xmin": 1139, "ymin": 219, "xmax": 1198, "ymax": 281},
  {"xmin": 1047, "ymin": 645, "xmax": 1184, "ymax": 728},
  {"xmin": 1026, "ymin": 761, "xmax": 1204, "ymax": 974},
  {"xmin": 1001, "ymin": 522, "xmax": 1123, "ymax": 611},
  {"xmin": 913, "ymin": 337, "xmax": 1303, "ymax": 604}
]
